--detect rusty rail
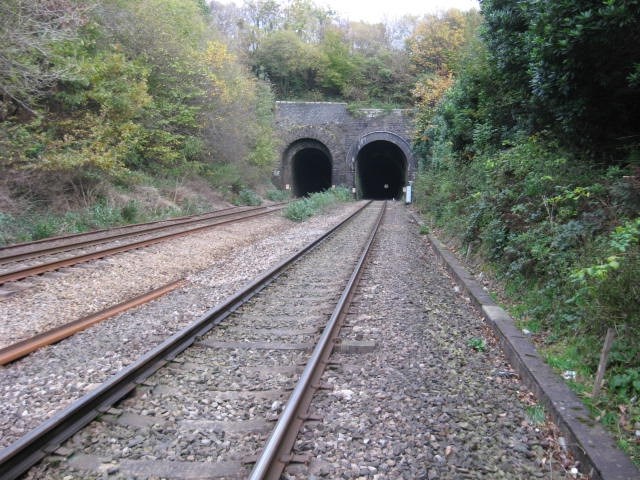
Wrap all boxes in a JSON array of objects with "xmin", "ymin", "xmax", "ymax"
[
  {"xmin": 0, "ymin": 201, "xmax": 372, "ymax": 480},
  {"xmin": 249, "ymin": 201, "xmax": 386, "ymax": 480},
  {"xmin": 0, "ymin": 205, "xmax": 263, "ymax": 262},
  {"xmin": 0, "ymin": 205, "xmax": 284, "ymax": 285},
  {"xmin": 0, "ymin": 280, "xmax": 184, "ymax": 365}
]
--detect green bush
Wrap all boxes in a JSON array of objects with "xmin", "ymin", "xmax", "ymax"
[
  {"xmin": 283, "ymin": 188, "xmax": 353, "ymax": 222},
  {"xmin": 234, "ymin": 189, "xmax": 262, "ymax": 206},
  {"xmin": 0, "ymin": 213, "xmax": 15, "ymax": 246},
  {"xmin": 609, "ymin": 368, "xmax": 640, "ymax": 401},
  {"xmin": 120, "ymin": 201, "xmax": 139, "ymax": 223},
  {"xmin": 31, "ymin": 218, "xmax": 59, "ymax": 240},
  {"xmin": 283, "ymin": 198, "xmax": 315, "ymax": 221},
  {"xmin": 331, "ymin": 186, "xmax": 354, "ymax": 202},
  {"xmin": 266, "ymin": 189, "xmax": 290, "ymax": 202}
]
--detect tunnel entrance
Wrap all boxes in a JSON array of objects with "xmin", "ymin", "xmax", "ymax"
[
  {"xmin": 290, "ymin": 142, "xmax": 332, "ymax": 197},
  {"xmin": 356, "ymin": 140, "xmax": 407, "ymax": 199}
]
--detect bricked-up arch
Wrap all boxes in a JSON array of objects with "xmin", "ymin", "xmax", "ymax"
[{"xmin": 283, "ymin": 139, "xmax": 333, "ymax": 197}]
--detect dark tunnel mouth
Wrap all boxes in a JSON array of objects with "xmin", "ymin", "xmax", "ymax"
[
  {"xmin": 292, "ymin": 147, "xmax": 333, "ymax": 197},
  {"xmin": 356, "ymin": 140, "xmax": 407, "ymax": 200}
]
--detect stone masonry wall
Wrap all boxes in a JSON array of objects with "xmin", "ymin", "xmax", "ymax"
[{"xmin": 275, "ymin": 102, "xmax": 415, "ymax": 189}]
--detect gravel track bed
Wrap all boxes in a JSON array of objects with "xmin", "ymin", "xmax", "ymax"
[
  {"xmin": 0, "ymin": 206, "xmax": 252, "ymax": 262},
  {"xmin": 23, "ymin": 202, "xmax": 383, "ymax": 479},
  {"xmin": 0, "ymin": 207, "xmax": 264, "ymax": 277},
  {"xmin": 0, "ymin": 209, "xmax": 285, "ymax": 348},
  {"xmin": 285, "ymin": 202, "xmax": 583, "ymax": 480},
  {"xmin": 0, "ymin": 202, "xmax": 365, "ymax": 450}
]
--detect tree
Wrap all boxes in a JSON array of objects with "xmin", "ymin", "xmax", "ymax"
[
  {"xmin": 526, "ymin": 0, "xmax": 640, "ymax": 151},
  {"xmin": 339, "ymin": 21, "xmax": 414, "ymax": 104},
  {"xmin": 407, "ymin": 10, "xmax": 469, "ymax": 76},
  {"xmin": 252, "ymin": 29, "xmax": 324, "ymax": 97},
  {"xmin": 409, "ymin": 9, "xmax": 482, "ymax": 136},
  {"xmin": 283, "ymin": 0, "xmax": 334, "ymax": 43},
  {"xmin": 0, "ymin": 0, "xmax": 89, "ymax": 117},
  {"xmin": 481, "ymin": 0, "xmax": 640, "ymax": 155},
  {"xmin": 319, "ymin": 28, "xmax": 363, "ymax": 98},
  {"xmin": 241, "ymin": 0, "xmax": 282, "ymax": 52}
]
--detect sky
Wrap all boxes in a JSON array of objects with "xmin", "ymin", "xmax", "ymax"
[
  {"xmin": 317, "ymin": 0, "xmax": 480, "ymax": 23},
  {"xmin": 214, "ymin": 1, "xmax": 480, "ymax": 24}
]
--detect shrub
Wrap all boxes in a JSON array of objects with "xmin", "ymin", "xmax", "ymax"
[
  {"xmin": 283, "ymin": 188, "xmax": 353, "ymax": 222},
  {"xmin": 120, "ymin": 201, "xmax": 139, "ymax": 223},
  {"xmin": 31, "ymin": 218, "xmax": 59, "ymax": 240},
  {"xmin": 0, "ymin": 213, "xmax": 15, "ymax": 246},
  {"xmin": 266, "ymin": 189, "xmax": 290, "ymax": 202},
  {"xmin": 234, "ymin": 189, "xmax": 262, "ymax": 206},
  {"xmin": 283, "ymin": 198, "xmax": 314, "ymax": 221},
  {"xmin": 331, "ymin": 186, "xmax": 353, "ymax": 202}
]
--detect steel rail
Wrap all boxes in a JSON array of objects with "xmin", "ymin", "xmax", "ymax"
[
  {"xmin": 0, "ymin": 205, "xmax": 284, "ymax": 285},
  {"xmin": 0, "ymin": 280, "xmax": 185, "ymax": 365},
  {"xmin": 0, "ymin": 204, "xmax": 252, "ymax": 259},
  {"xmin": 249, "ymin": 201, "xmax": 386, "ymax": 480},
  {"xmin": 0, "ymin": 204, "xmax": 282, "ymax": 264},
  {"xmin": 0, "ymin": 201, "xmax": 372, "ymax": 480}
]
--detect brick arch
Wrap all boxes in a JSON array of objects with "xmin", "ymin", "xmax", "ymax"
[
  {"xmin": 281, "ymin": 138, "xmax": 333, "ymax": 196},
  {"xmin": 274, "ymin": 102, "xmax": 415, "ymax": 191},
  {"xmin": 276, "ymin": 125, "xmax": 344, "ymax": 190},
  {"xmin": 348, "ymin": 131, "xmax": 416, "ymax": 185}
]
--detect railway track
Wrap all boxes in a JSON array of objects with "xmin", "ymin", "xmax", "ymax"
[
  {"xmin": 0, "ymin": 280, "xmax": 185, "ymax": 365},
  {"xmin": 0, "ymin": 201, "xmax": 385, "ymax": 480},
  {"xmin": 0, "ymin": 205, "xmax": 267, "ymax": 263},
  {"xmin": 0, "ymin": 204, "xmax": 284, "ymax": 286}
]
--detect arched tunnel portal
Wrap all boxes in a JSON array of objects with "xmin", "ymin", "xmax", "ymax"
[
  {"xmin": 356, "ymin": 140, "xmax": 407, "ymax": 200},
  {"xmin": 286, "ymin": 140, "xmax": 333, "ymax": 197}
]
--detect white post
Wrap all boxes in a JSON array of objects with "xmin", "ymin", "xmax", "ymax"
[{"xmin": 405, "ymin": 182, "xmax": 413, "ymax": 204}]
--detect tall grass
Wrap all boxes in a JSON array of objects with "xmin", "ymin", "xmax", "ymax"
[
  {"xmin": 0, "ymin": 199, "xmax": 208, "ymax": 246},
  {"xmin": 283, "ymin": 187, "xmax": 353, "ymax": 222}
]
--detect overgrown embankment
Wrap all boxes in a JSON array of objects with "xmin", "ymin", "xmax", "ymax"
[
  {"xmin": 0, "ymin": 0, "xmax": 466, "ymax": 245},
  {"xmin": 1, "ymin": 0, "xmax": 279, "ymax": 245},
  {"xmin": 413, "ymin": 1, "xmax": 640, "ymax": 463}
]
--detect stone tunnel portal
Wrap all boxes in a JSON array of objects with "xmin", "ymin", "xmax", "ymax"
[
  {"xmin": 291, "ymin": 143, "xmax": 333, "ymax": 197},
  {"xmin": 356, "ymin": 140, "xmax": 407, "ymax": 200}
]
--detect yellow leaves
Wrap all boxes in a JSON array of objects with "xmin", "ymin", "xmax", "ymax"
[
  {"xmin": 407, "ymin": 10, "xmax": 467, "ymax": 76},
  {"xmin": 205, "ymin": 41, "xmax": 234, "ymax": 70},
  {"xmin": 202, "ymin": 40, "xmax": 258, "ymax": 107},
  {"xmin": 409, "ymin": 9, "xmax": 480, "ymax": 125},
  {"xmin": 81, "ymin": 51, "xmax": 152, "ymax": 122},
  {"xmin": 412, "ymin": 73, "xmax": 454, "ymax": 110},
  {"xmin": 203, "ymin": 41, "xmax": 236, "ymax": 102},
  {"xmin": 35, "ymin": 114, "xmax": 140, "ymax": 175}
]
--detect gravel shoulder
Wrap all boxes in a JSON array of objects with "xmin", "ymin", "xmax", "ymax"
[
  {"xmin": 0, "ymin": 209, "xmax": 294, "ymax": 348},
  {"xmin": 286, "ymin": 202, "xmax": 586, "ymax": 479},
  {"xmin": 0, "ymin": 202, "xmax": 365, "ymax": 449}
]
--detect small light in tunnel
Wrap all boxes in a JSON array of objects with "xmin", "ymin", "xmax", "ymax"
[{"xmin": 355, "ymin": 140, "xmax": 407, "ymax": 200}]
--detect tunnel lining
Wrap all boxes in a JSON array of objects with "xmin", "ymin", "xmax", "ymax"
[
  {"xmin": 355, "ymin": 139, "xmax": 408, "ymax": 200},
  {"xmin": 283, "ymin": 139, "xmax": 333, "ymax": 197}
]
